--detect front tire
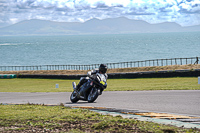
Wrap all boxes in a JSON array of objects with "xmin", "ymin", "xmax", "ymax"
[
  {"xmin": 70, "ymin": 91, "xmax": 79, "ymax": 103},
  {"xmin": 88, "ymin": 88, "xmax": 99, "ymax": 103}
]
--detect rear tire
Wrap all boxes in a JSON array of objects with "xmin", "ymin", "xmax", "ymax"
[
  {"xmin": 88, "ymin": 88, "xmax": 99, "ymax": 103},
  {"xmin": 70, "ymin": 91, "xmax": 79, "ymax": 103}
]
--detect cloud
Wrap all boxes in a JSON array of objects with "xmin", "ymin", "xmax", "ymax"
[{"xmin": 0, "ymin": 0, "xmax": 200, "ymax": 26}]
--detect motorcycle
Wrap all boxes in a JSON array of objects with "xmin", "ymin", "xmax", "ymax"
[{"xmin": 70, "ymin": 73, "xmax": 107, "ymax": 103}]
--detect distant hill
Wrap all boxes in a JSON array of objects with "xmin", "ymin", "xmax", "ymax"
[{"xmin": 0, "ymin": 17, "xmax": 200, "ymax": 36}]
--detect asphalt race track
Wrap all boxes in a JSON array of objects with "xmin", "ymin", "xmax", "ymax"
[{"xmin": 1, "ymin": 90, "xmax": 200, "ymax": 116}]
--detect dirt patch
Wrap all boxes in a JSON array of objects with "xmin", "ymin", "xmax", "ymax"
[
  {"xmin": 0, "ymin": 120, "xmax": 145, "ymax": 133},
  {"xmin": 0, "ymin": 64, "xmax": 199, "ymax": 75}
]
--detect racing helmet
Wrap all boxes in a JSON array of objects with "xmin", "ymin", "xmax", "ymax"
[{"xmin": 99, "ymin": 64, "xmax": 107, "ymax": 74}]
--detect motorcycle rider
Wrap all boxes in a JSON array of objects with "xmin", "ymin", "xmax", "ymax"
[{"xmin": 74, "ymin": 64, "xmax": 108, "ymax": 91}]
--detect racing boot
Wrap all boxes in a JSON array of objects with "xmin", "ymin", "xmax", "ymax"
[
  {"xmin": 75, "ymin": 78, "xmax": 87, "ymax": 91},
  {"xmin": 72, "ymin": 82, "xmax": 77, "ymax": 90},
  {"xmin": 75, "ymin": 84, "xmax": 81, "ymax": 91},
  {"xmin": 72, "ymin": 82, "xmax": 81, "ymax": 92}
]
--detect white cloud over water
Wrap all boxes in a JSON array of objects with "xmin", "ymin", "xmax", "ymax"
[{"xmin": 1, "ymin": 0, "xmax": 200, "ymax": 26}]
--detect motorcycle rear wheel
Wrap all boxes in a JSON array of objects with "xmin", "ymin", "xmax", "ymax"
[
  {"xmin": 88, "ymin": 88, "xmax": 99, "ymax": 103},
  {"xmin": 70, "ymin": 91, "xmax": 79, "ymax": 103}
]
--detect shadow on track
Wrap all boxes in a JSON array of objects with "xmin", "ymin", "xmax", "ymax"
[{"xmin": 65, "ymin": 102, "xmax": 97, "ymax": 104}]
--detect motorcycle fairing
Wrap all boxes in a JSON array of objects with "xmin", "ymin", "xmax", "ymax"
[{"xmin": 79, "ymin": 79, "xmax": 93, "ymax": 100}]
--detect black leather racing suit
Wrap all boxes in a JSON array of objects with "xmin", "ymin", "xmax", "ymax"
[{"xmin": 76, "ymin": 68, "xmax": 108, "ymax": 90}]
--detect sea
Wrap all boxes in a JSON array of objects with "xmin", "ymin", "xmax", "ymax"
[{"xmin": 0, "ymin": 32, "xmax": 200, "ymax": 66}]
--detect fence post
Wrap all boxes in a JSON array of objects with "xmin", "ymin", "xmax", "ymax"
[
  {"xmin": 157, "ymin": 59, "xmax": 159, "ymax": 66},
  {"xmin": 180, "ymin": 58, "xmax": 182, "ymax": 65},
  {"xmin": 196, "ymin": 57, "xmax": 199, "ymax": 64},
  {"xmin": 175, "ymin": 58, "xmax": 177, "ymax": 65}
]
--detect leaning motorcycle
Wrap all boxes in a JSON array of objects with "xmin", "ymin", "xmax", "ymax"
[{"xmin": 70, "ymin": 73, "xmax": 107, "ymax": 103}]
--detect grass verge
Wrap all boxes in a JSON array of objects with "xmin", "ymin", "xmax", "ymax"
[
  {"xmin": 0, "ymin": 77, "xmax": 199, "ymax": 92},
  {"xmin": 0, "ymin": 104, "xmax": 199, "ymax": 133}
]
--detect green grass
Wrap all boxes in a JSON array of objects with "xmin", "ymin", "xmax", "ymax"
[
  {"xmin": 0, "ymin": 104, "xmax": 198, "ymax": 132},
  {"xmin": 0, "ymin": 77, "xmax": 199, "ymax": 92},
  {"xmin": 108, "ymin": 77, "xmax": 200, "ymax": 91},
  {"xmin": 0, "ymin": 78, "xmax": 77, "ymax": 92}
]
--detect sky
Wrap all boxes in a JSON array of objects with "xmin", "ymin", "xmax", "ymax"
[{"xmin": 0, "ymin": 0, "xmax": 200, "ymax": 27}]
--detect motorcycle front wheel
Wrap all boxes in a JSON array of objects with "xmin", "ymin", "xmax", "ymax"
[
  {"xmin": 87, "ymin": 88, "xmax": 99, "ymax": 103},
  {"xmin": 70, "ymin": 91, "xmax": 79, "ymax": 103}
]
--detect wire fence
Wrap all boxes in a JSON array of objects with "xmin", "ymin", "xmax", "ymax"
[{"xmin": 0, "ymin": 57, "xmax": 199, "ymax": 71}]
